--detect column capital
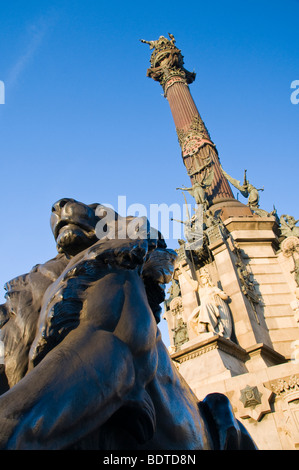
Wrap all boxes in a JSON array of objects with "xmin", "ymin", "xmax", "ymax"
[{"xmin": 140, "ymin": 33, "xmax": 195, "ymax": 94}]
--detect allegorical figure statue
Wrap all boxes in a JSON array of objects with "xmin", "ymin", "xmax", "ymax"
[
  {"xmin": 281, "ymin": 235, "xmax": 299, "ymax": 290},
  {"xmin": 221, "ymin": 167, "xmax": 263, "ymax": 210},
  {"xmin": 171, "ymin": 203, "xmax": 204, "ymax": 253},
  {"xmin": 176, "ymin": 167, "xmax": 214, "ymax": 209},
  {"xmin": 280, "ymin": 214, "xmax": 299, "ymax": 239},
  {"xmin": 178, "ymin": 264, "xmax": 232, "ymax": 339},
  {"xmin": 0, "ymin": 198, "xmax": 256, "ymax": 450}
]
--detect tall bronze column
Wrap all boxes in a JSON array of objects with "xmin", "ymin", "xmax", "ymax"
[{"xmin": 141, "ymin": 34, "xmax": 250, "ymax": 214}]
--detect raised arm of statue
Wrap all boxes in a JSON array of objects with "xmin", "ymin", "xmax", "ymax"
[
  {"xmin": 176, "ymin": 186, "xmax": 194, "ymax": 200},
  {"xmin": 220, "ymin": 166, "xmax": 249, "ymax": 198},
  {"xmin": 171, "ymin": 218, "xmax": 185, "ymax": 224},
  {"xmin": 177, "ymin": 263, "xmax": 198, "ymax": 291},
  {"xmin": 140, "ymin": 39, "xmax": 158, "ymax": 50},
  {"xmin": 176, "ymin": 186, "xmax": 192, "ymax": 191}
]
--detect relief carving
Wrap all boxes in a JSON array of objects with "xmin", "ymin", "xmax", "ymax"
[
  {"xmin": 237, "ymin": 384, "xmax": 273, "ymax": 422},
  {"xmin": 176, "ymin": 114, "xmax": 214, "ymax": 158}
]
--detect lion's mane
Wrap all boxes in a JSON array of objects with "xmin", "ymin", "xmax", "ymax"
[{"xmin": 28, "ymin": 237, "xmax": 176, "ymax": 368}]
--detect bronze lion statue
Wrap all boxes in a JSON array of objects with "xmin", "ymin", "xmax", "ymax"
[{"xmin": 0, "ymin": 198, "xmax": 256, "ymax": 450}]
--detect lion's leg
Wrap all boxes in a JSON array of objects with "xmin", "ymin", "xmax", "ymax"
[{"xmin": 0, "ymin": 325, "xmax": 136, "ymax": 449}]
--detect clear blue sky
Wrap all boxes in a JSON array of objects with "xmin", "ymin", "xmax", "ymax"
[{"xmin": 0, "ymin": 0, "xmax": 298, "ymax": 345}]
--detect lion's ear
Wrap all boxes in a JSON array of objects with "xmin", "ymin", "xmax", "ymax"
[
  {"xmin": 87, "ymin": 203, "xmax": 100, "ymax": 211},
  {"xmin": 87, "ymin": 238, "xmax": 148, "ymax": 269}
]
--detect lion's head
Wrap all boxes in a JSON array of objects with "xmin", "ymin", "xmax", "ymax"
[{"xmin": 50, "ymin": 198, "xmax": 102, "ymax": 256}]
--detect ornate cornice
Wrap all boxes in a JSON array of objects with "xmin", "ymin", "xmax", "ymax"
[
  {"xmin": 171, "ymin": 334, "xmax": 248, "ymax": 364},
  {"xmin": 163, "ymin": 71, "xmax": 189, "ymax": 97},
  {"xmin": 270, "ymin": 375, "xmax": 299, "ymax": 396}
]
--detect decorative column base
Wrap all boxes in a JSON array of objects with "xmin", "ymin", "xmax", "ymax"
[{"xmin": 209, "ymin": 198, "xmax": 253, "ymax": 219}]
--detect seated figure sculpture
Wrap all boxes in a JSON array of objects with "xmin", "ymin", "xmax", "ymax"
[{"xmin": 0, "ymin": 198, "xmax": 257, "ymax": 450}]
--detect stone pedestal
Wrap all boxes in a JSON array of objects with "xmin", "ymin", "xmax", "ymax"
[
  {"xmin": 171, "ymin": 334, "xmax": 248, "ymax": 387},
  {"xmin": 164, "ymin": 212, "xmax": 299, "ymax": 449},
  {"xmin": 223, "ymin": 216, "xmax": 299, "ymax": 359}
]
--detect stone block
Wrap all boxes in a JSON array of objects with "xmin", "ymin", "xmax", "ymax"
[
  {"xmin": 250, "ymin": 263, "xmax": 283, "ymax": 274},
  {"xmin": 230, "ymin": 230, "xmax": 277, "ymax": 242},
  {"xmin": 264, "ymin": 305, "xmax": 295, "ymax": 317},
  {"xmin": 262, "ymin": 292, "xmax": 294, "ymax": 306},
  {"xmin": 258, "ymin": 283, "xmax": 293, "ymax": 295},
  {"xmin": 265, "ymin": 316, "xmax": 298, "ymax": 330},
  {"xmin": 238, "ymin": 244, "xmax": 276, "ymax": 258},
  {"xmin": 249, "ymin": 258, "xmax": 277, "ymax": 265},
  {"xmin": 171, "ymin": 335, "xmax": 248, "ymax": 388}
]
